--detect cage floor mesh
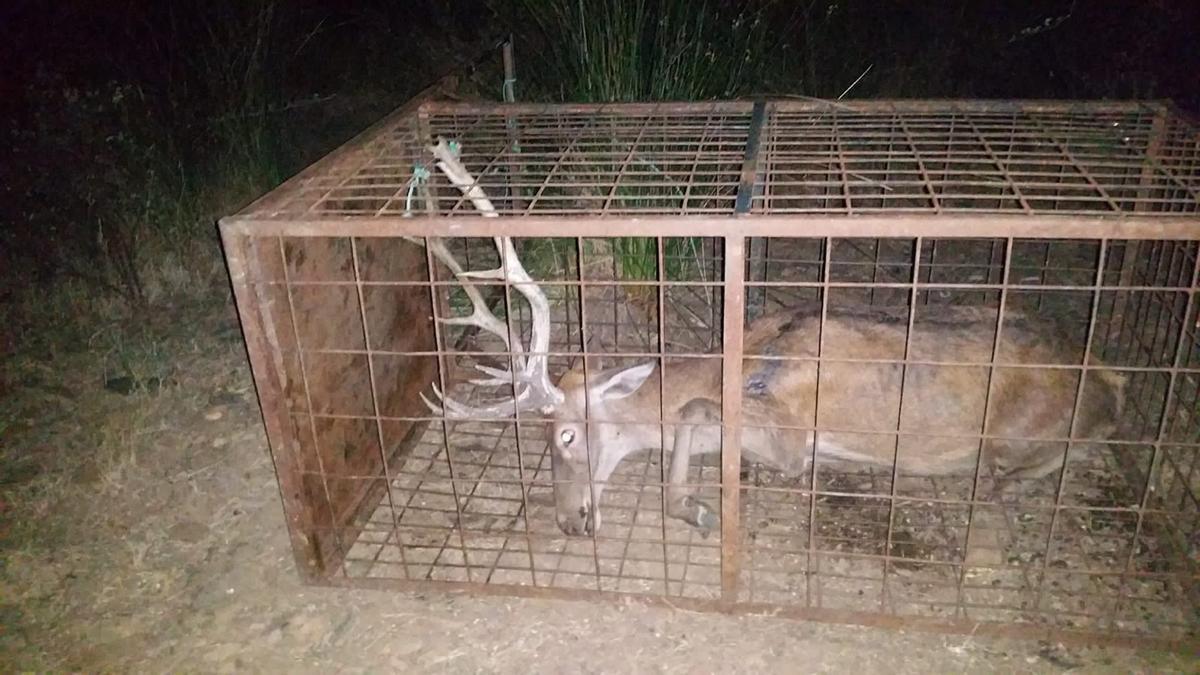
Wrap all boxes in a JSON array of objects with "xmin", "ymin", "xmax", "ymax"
[
  {"xmin": 342, "ymin": 384, "xmax": 1192, "ymax": 637},
  {"xmin": 345, "ymin": 417, "xmax": 723, "ymax": 597}
]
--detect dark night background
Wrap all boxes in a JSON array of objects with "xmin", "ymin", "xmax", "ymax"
[
  {"xmin": 2, "ymin": 4, "xmax": 1200, "ymax": 667},
  {"xmin": 0, "ymin": 0, "xmax": 1197, "ymax": 315}
]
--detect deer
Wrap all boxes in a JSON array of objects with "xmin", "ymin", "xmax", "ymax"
[{"xmin": 415, "ymin": 138, "xmax": 1128, "ymax": 537}]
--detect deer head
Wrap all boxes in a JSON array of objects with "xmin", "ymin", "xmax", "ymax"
[{"xmin": 418, "ymin": 139, "xmax": 660, "ymax": 536}]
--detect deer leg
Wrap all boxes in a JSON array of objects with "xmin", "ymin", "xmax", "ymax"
[{"xmin": 666, "ymin": 397, "xmax": 722, "ymax": 531}]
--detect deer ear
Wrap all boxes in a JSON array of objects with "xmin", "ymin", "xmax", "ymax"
[{"xmin": 590, "ymin": 362, "xmax": 656, "ymax": 402}]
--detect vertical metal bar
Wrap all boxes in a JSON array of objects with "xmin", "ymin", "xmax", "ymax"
[
  {"xmin": 720, "ymin": 236, "xmax": 747, "ymax": 602},
  {"xmin": 575, "ymin": 236, "xmax": 604, "ymax": 591},
  {"xmin": 924, "ymin": 239, "xmax": 939, "ymax": 304},
  {"xmin": 502, "ymin": 39, "xmax": 523, "ymax": 215},
  {"xmin": 757, "ymin": 112, "xmax": 774, "ymax": 314},
  {"xmin": 1125, "ymin": 242, "xmax": 1166, "ymax": 368},
  {"xmin": 989, "ymin": 240, "xmax": 1005, "ymax": 302},
  {"xmin": 805, "ymin": 237, "xmax": 832, "ymax": 607},
  {"xmin": 1031, "ymin": 239, "xmax": 1110, "ymax": 617},
  {"xmin": 869, "ymin": 239, "xmax": 881, "ymax": 306},
  {"xmin": 954, "ymin": 237, "xmax": 1015, "ymax": 619},
  {"xmin": 1142, "ymin": 244, "xmax": 1183, "ymax": 369},
  {"xmin": 612, "ymin": 250, "xmax": 622, "ymax": 353},
  {"xmin": 656, "ymin": 236, "xmax": 672, "ymax": 595},
  {"xmin": 502, "ymin": 39, "xmax": 516, "ymax": 103},
  {"xmin": 549, "ymin": 238, "xmax": 581, "ymax": 368},
  {"xmin": 495, "ymin": 237, "xmax": 541, "ymax": 588},
  {"xmin": 747, "ymin": 238, "xmax": 767, "ymax": 318},
  {"xmin": 349, "ymin": 238, "xmax": 410, "ymax": 580},
  {"xmin": 278, "ymin": 237, "xmax": 350, "ymax": 579},
  {"xmin": 219, "ymin": 228, "xmax": 323, "ymax": 580},
  {"xmin": 711, "ymin": 239, "xmax": 722, "ymax": 351},
  {"xmin": 1036, "ymin": 241, "xmax": 1053, "ymax": 311},
  {"xmin": 880, "ymin": 236, "xmax": 922, "ymax": 612},
  {"xmin": 1108, "ymin": 240, "xmax": 1139, "ymax": 362},
  {"xmin": 762, "ymin": 237, "xmax": 772, "ymax": 309},
  {"xmin": 1112, "ymin": 241, "xmax": 1149, "ymax": 368},
  {"xmin": 421, "ymin": 238, "xmax": 473, "ymax": 582},
  {"xmin": 1110, "ymin": 246, "xmax": 1200, "ymax": 625}
]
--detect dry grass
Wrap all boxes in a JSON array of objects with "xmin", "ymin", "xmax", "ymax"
[{"xmin": 2, "ymin": 277, "xmax": 1194, "ymax": 670}]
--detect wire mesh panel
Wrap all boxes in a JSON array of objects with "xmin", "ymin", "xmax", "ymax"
[
  {"xmin": 738, "ymin": 235, "xmax": 1199, "ymax": 640},
  {"xmin": 222, "ymin": 98, "xmax": 1200, "ymax": 650},
  {"xmin": 240, "ymin": 100, "xmax": 1200, "ymax": 221}
]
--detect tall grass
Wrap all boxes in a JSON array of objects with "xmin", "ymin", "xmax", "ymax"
[
  {"xmin": 5, "ymin": 1, "xmax": 302, "ymax": 315},
  {"xmin": 509, "ymin": 0, "xmax": 791, "ymax": 283},
  {"xmin": 514, "ymin": 0, "xmax": 786, "ymax": 102}
]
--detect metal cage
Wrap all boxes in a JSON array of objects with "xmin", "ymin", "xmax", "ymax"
[{"xmin": 220, "ymin": 92, "xmax": 1200, "ymax": 649}]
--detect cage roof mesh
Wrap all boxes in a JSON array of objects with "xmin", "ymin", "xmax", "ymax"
[{"xmin": 240, "ymin": 100, "xmax": 1200, "ymax": 220}]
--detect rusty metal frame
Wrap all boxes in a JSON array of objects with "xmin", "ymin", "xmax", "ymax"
[
  {"xmin": 235, "ymin": 98, "xmax": 1197, "ymax": 222},
  {"xmin": 221, "ymin": 98, "xmax": 1200, "ymax": 651}
]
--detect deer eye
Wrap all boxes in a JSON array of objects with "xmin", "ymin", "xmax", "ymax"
[{"xmin": 559, "ymin": 429, "xmax": 576, "ymax": 446}]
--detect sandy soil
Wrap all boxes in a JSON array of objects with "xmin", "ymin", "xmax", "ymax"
[{"xmin": 0, "ymin": 296, "xmax": 1194, "ymax": 674}]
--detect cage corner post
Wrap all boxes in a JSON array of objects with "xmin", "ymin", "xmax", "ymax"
[
  {"xmin": 1107, "ymin": 105, "xmax": 1173, "ymax": 489},
  {"xmin": 502, "ymin": 38, "xmax": 525, "ymax": 214},
  {"xmin": 720, "ymin": 234, "xmax": 747, "ymax": 604},
  {"xmin": 218, "ymin": 222, "xmax": 326, "ymax": 583}
]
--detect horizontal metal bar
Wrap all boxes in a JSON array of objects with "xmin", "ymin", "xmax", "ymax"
[
  {"xmin": 220, "ymin": 214, "xmax": 1200, "ymax": 240},
  {"xmin": 289, "ymin": 345, "xmax": 1200, "ymax": 376},
  {"xmin": 316, "ymin": 575, "xmax": 1198, "ymax": 653},
  {"xmin": 418, "ymin": 99, "xmax": 1170, "ymax": 116},
  {"xmin": 301, "ymin": 408, "xmax": 1200, "ymax": 448},
  {"xmin": 298, "ymin": 470, "xmax": 1196, "ymax": 516},
  {"xmin": 257, "ymin": 277, "xmax": 1197, "ymax": 293}
]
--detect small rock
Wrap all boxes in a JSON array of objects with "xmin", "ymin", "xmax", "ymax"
[
  {"xmin": 211, "ymin": 437, "xmax": 229, "ymax": 449},
  {"xmin": 204, "ymin": 408, "xmax": 224, "ymax": 421}
]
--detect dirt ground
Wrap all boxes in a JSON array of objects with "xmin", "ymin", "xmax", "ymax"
[{"xmin": 0, "ymin": 292, "xmax": 1195, "ymax": 674}]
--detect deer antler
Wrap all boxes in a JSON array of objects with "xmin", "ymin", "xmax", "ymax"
[{"xmin": 411, "ymin": 139, "xmax": 565, "ymax": 419}]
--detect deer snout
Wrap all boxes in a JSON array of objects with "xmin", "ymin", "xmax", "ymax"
[{"xmin": 556, "ymin": 503, "xmax": 597, "ymax": 536}]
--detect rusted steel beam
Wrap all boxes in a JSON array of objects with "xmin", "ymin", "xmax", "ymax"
[{"xmin": 221, "ymin": 214, "xmax": 1200, "ymax": 241}]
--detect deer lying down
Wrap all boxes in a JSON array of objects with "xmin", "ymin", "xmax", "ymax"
[
  {"xmin": 544, "ymin": 305, "xmax": 1124, "ymax": 535},
  {"xmin": 418, "ymin": 140, "xmax": 1126, "ymax": 536},
  {"xmin": 422, "ymin": 238, "xmax": 1126, "ymax": 536}
]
